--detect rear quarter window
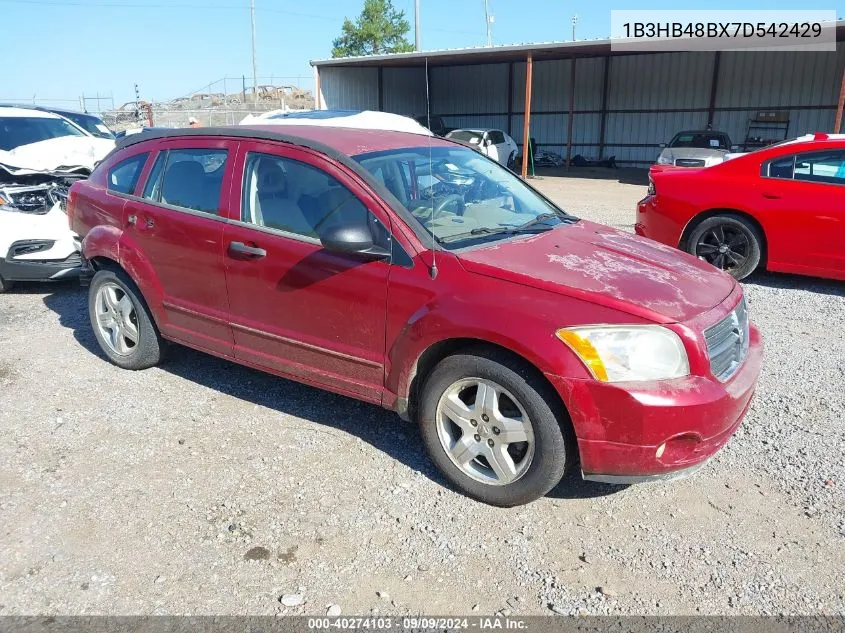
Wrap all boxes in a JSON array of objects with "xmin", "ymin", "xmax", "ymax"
[{"xmin": 107, "ymin": 153, "xmax": 149, "ymax": 195}]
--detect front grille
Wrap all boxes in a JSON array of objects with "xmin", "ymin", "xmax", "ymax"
[
  {"xmin": 675, "ymin": 158, "xmax": 706, "ymax": 167},
  {"xmin": 704, "ymin": 297, "xmax": 750, "ymax": 382}
]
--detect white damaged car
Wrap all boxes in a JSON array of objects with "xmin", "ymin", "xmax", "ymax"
[{"xmin": 0, "ymin": 106, "xmax": 114, "ymax": 292}]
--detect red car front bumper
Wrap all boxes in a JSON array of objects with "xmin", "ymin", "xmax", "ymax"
[{"xmin": 545, "ymin": 324, "xmax": 763, "ymax": 483}]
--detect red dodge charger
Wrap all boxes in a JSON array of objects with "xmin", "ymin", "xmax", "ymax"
[{"xmin": 637, "ymin": 133, "xmax": 845, "ymax": 281}]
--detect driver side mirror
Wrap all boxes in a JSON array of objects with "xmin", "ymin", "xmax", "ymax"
[
  {"xmin": 318, "ymin": 222, "xmax": 390, "ymax": 261},
  {"xmin": 659, "ymin": 143, "xmax": 667, "ymax": 149}
]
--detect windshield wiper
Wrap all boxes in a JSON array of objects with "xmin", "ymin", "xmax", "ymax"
[{"xmin": 513, "ymin": 212, "xmax": 561, "ymax": 231}]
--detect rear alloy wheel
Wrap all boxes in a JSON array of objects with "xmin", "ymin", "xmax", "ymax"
[
  {"xmin": 88, "ymin": 269, "xmax": 164, "ymax": 370},
  {"xmin": 687, "ymin": 215, "xmax": 762, "ymax": 280},
  {"xmin": 418, "ymin": 348, "xmax": 573, "ymax": 506}
]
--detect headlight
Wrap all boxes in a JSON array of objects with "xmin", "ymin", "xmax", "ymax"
[
  {"xmin": 556, "ymin": 325, "xmax": 690, "ymax": 382},
  {"xmin": 656, "ymin": 155, "xmax": 673, "ymax": 165}
]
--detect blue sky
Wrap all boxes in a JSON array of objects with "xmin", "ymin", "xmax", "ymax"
[{"xmin": 1, "ymin": 0, "xmax": 833, "ymax": 107}]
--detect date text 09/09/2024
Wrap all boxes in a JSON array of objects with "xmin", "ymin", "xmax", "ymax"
[{"xmin": 307, "ymin": 617, "xmax": 528, "ymax": 630}]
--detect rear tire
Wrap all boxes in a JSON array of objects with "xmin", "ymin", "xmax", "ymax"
[
  {"xmin": 88, "ymin": 268, "xmax": 164, "ymax": 370},
  {"xmin": 418, "ymin": 347, "xmax": 573, "ymax": 506},
  {"xmin": 686, "ymin": 214, "xmax": 762, "ymax": 280},
  {"xmin": 0, "ymin": 275, "xmax": 13, "ymax": 293}
]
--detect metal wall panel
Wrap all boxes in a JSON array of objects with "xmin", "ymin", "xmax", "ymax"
[
  {"xmin": 430, "ymin": 63, "xmax": 510, "ymax": 114},
  {"xmin": 716, "ymin": 44, "xmax": 845, "ymax": 108},
  {"xmin": 510, "ymin": 113, "xmax": 601, "ymax": 153},
  {"xmin": 442, "ymin": 115, "xmax": 509, "ymax": 133},
  {"xmin": 605, "ymin": 111, "xmax": 709, "ymax": 147},
  {"xmin": 382, "ymin": 67, "xmax": 427, "ymax": 115},
  {"xmin": 320, "ymin": 67, "xmax": 379, "ymax": 110},
  {"xmin": 510, "ymin": 57, "xmax": 605, "ymax": 113},
  {"xmin": 712, "ymin": 108, "xmax": 838, "ymax": 147},
  {"xmin": 607, "ymin": 52, "xmax": 715, "ymax": 110}
]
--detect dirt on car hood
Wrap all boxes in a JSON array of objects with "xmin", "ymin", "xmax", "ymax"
[{"xmin": 455, "ymin": 220, "xmax": 736, "ymax": 324}]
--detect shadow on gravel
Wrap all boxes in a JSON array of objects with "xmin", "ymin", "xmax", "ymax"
[
  {"xmin": 744, "ymin": 271, "xmax": 845, "ymax": 298},
  {"xmin": 528, "ymin": 166, "xmax": 649, "ymax": 187},
  {"xmin": 41, "ymin": 283, "xmax": 623, "ymax": 502},
  {"xmin": 547, "ymin": 471, "xmax": 627, "ymax": 500}
]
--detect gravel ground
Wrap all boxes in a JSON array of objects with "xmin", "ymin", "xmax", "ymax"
[{"xmin": 0, "ymin": 169, "xmax": 843, "ymax": 616}]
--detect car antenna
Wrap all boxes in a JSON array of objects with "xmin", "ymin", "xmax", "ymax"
[{"xmin": 424, "ymin": 56, "xmax": 438, "ymax": 280}]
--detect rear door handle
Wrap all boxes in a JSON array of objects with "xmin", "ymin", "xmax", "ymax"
[
  {"xmin": 229, "ymin": 241, "xmax": 266, "ymax": 258},
  {"xmin": 762, "ymin": 192, "xmax": 781, "ymax": 199}
]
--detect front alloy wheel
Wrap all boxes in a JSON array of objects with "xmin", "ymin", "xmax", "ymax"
[
  {"xmin": 419, "ymin": 348, "xmax": 573, "ymax": 506},
  {"xmin": 436, "ymin": 378, "xmax": 535, "ymax": 486}
]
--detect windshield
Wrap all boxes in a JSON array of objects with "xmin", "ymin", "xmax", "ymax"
[
  {"xmin": 669, "ymin": 132, "xmax": 730, "ymax": 150},
  {"xmin": 448, "ymin": 131, "xmax": 483, "ymax": 145},
  {"xmin": 0, "ymin": 116, "xmax": 87, "ymax": 151},
  {"xmin": 60, "ymin": 112, "xmax": 114, "ymax": 139},
  {"xmin": 354, "ymin": 145, "xmax": 572, "ymax": 248}
]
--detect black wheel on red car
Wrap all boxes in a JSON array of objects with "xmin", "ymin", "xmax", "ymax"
[
  {"xmin": 0, "ymin": 275, "xmax": 13, "ymax": 293},
  {"xmin": 687, "ymin": 214, "xmax": 762, "ymax": 281},
  {"xmin": 418, "ymin": 347, "xmax": 575, "ymax": 506},
  {"xmin": 88, "ymin": 268, "xmax": 164, "ymax": 370}
]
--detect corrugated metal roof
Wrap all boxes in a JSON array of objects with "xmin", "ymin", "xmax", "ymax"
[{"xmin": 312, "ymin": 20, "xmax": 845, "ymax": 67}]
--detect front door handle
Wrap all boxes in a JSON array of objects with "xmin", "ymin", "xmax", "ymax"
[
  {"xmin": 229, "ymin": 241, "xmax": 267, "ymax": 258},
  {"xmin": 762, "ymin": 192, "xmax": 781, "ymax": 199}
]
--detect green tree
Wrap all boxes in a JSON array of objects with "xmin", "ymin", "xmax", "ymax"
[{"xmin": 331, "ymin": 0, "xmax": 415, "ymax": 58}]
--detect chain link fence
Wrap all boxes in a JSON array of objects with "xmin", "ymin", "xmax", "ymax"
[{"xmin": 3, "ymin": 75, "xmax": 315, "ymax": 132}]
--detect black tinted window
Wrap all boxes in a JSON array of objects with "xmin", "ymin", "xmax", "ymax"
[
  {"xmin": 159, "ymin": 149, "xmax": 228, "ymax": 214},
  {"xmin": 488, "ymin": 131, "xmax": 506, "ymax": 144},
  {"xmin": 107, "ymin": 153, "xmax": 148, "ymax": 194},
  {"xmin": 794, "ymin": 151, "xmax": 845, "ymax": 185},
  {"xmin": 766, "ymin": 156, "xmax": 794, "ymax": 179}
]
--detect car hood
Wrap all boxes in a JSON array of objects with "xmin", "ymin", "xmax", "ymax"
[
  {"xmin": 0, "ymin": 136, "xmax": 115, "ymax": 177},
  {"xmin": 455, "ymin": 220, "xmax": 736, "ymax": 324}
]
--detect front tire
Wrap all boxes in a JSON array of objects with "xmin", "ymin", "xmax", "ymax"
[
  {"xmin": 88, "ymin": 268, "xmax": 163, "ymax": 370},
  {"xmin": 418, "ymin": 348, "xmax": 573, "ymax": 506},
  {"xmin": 686, "ymin": 214, "xmax": 762, "ymax": 280}
]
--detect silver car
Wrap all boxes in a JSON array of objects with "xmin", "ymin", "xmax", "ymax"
[{"xmin": 656, "ymin": 130, "xmax": 738, "ymax": 167}]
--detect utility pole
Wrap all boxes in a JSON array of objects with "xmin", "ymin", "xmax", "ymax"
[
  {"xmin": 250, "ymin": 0, "xmax": 258, "ymax": 100},
  {"xmin": 414, "ymin": 0, "xmax": 421, "ymax": 51},
  {"xmin": 571, "ymin": 14, "xmax": 578, "ymax": 41},
  {"xmin": 484, "ymin": 0, "xmax": 492, "ymax": 46}
]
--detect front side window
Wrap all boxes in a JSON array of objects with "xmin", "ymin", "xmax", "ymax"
[
  {"xmin": 241, "ymin": 152, "xmax": 388, "ymax": 246},
  {"xmin": 488, "ymin": 131, "xmax": 506, "ymax": 145},
  {"xmin": 107, "ymin": 153, "xmax": 149, "ymax": 194},
  {"xmin": 355, "ymin": 145, "xmax": 572, "ymax": 248},
  {"xmin": 154, "ymin": 148, "xmax": 228, "ymax": 214},
  {"xmin": 793, "ymin": 151, "xmax": 845, "ymax": 185},
  {"xmin": 62, "ymin": 113, "xmax": 114, "ymax": 139}
]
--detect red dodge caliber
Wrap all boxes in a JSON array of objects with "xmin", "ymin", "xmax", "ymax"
[{"xmin": 68, "ymin": 126, "xmax": 763, "ymax": 506}]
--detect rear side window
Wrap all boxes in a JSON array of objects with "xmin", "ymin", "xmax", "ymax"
[
  {"xmin": 765, "ymin": 155, "xmax": 795, "ymax": 179},
  {"xmin": 794, "ymin": 151, "xmax": 845, "ymax": 185},
  {"xmin": 107, "ymin": 153, "xmax": 149, "ymax": 194},
  {"xmin": 151, "ymin": 148, "xmax": 228, "ymax": 214}
]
